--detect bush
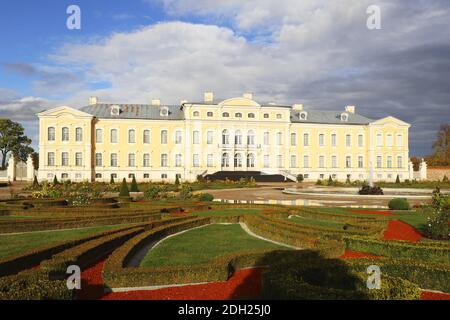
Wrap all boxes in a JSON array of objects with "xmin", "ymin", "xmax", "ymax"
[
  {"xmin": 130, "ymin": 175, "xmax": 139, "ymax": 192},
  {"xmin": 179, "ymin": 185, "xmax": 193, "ymax": 200},
  {"xmin": 110, "ymin": 175, "xmax": 115, "ymax": 184},
  {"xmin": 396, "ymin": 175, "xmax": 401, "ymax": 183},
  {"xmin": 297, "ymin": 174, "xmax": 304, "ymax": 183},
  {"xmin": 442, "ymin": 175, "xmax": 449, "ymax": 182},
  {"xmin": 427, "ymin": 191, "xmax": 449, "ymax": 240},
  {"xmin": 144, "ymin": 186, "xmax": 160, "ymax": 200},
  {"xmin": 198, "ymin": 193, "xmax": 214, "ymax": 202},
  {"xmin": 32, "ymin": 175, "xmax": 39, "ymax": 187},
  {"xmin": 388, "ymin": 198, "xmax": 410, "ymax": 210},
  {"xmin": 316, "ymin": 179, "xmax": 323, "ymax": 185},
  {"xmin": 119, "ymin": 178, "xmax": 130, "ymax": 197},
  {"xmin": 53, "ymin": 175, "xmax": 59, "ymax": 186},
  {"xmin": 175, "ymin": 175, "xmax": 180, "ymax": 186}
]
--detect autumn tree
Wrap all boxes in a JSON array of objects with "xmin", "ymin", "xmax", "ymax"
[
  {"xmin": 0, "ymin": 119, "xmax": 33, "ymax": 169},
  {"xmin": 426, "ymin": 124, "xmax": 449, "ymax": 166}
]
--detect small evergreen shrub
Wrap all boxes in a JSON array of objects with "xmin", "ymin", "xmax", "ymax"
[
  {"xmin": 442, "ymin": 175, "xmax": 449, "ymax": 182},
  {"xmin": 179, "ymin": 185, "xmax": 193, "ymax": 200},
  {"xmin": 110, "ymin": 175, "xmax": 115, "ymax": 184},
  {"xmin": 175, "ymin": 175, "xmax": 180, "ymax": 186},
  {"xmin": 119, "ymin": 178, "xmax": 130, "ymax": 197},
  {"xmin": 144, "ymin": 186, "xmax": 160, "ymax": 200},
  {"xmin": 130, "ymin": 175, "xmax": 139, "ymax": 192},
  {"xmin": 198, "ymin": 193, "xmax": 214, "ymax": 202},
  {"xmin": 53, "ymin": 175, "xmax": 59, "ymax": 185},
  {"xmin": 297, "ymin": 174, "xmax": 304, "ymax": 183},
  {"xmin": 395, "ymin": 175, "xmax": 401, "ymax": 184},
  {"xmin": 388, "ymin": 198, "xmax": 410, "ymax": 210}
]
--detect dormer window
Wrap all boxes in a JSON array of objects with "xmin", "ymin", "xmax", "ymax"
[
  {"xmin": 299, "ymin": 111, "xmax": 308, "ymax": 120},
  {"xmin": 110, "ymin": 105, "xmax": 121, "ymax": 117},
  {"xmin": 160, "ymin": 106, "xmax": 169, "ymax": 117},
  {"xmin": 340, "ymin": 113, "xmax": 349, "ymax": 122}
]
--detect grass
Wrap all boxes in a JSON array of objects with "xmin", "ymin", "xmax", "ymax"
[
  {"xmin": 0, "ymin": 224, "xmax": 126, "ymax": 259},
  {"xmin": 140, "ymin": 224, "xmax": 286, "ymax": 267},
  {"xmin": 193, "ymin": 208, "xmax": 264, "ymax": 217}
]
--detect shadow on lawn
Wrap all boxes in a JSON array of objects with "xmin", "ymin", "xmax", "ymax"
[{"xmin": 231, "ymin": 250, "xmax": 370, "ymax": 300}]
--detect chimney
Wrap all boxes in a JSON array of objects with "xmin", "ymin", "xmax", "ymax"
[
  {"xmin": 204, "ymin": 92, "xmax": 214, "ymax": 103},
  {"xmin": 152, "ymin": 99, "xmax": 161, "ymax": 106},
  {"xmin": 345, "ymin": 105, "xmax": 356, "ymax": 114},
  {"xmin": 292, "ymin": 104, "xmax": 303, "ymax": 111},
  {"xmin": 243, "ymin": 92, "xmax": 253, "ymax": 100},
  {"xmin": 89, "ymin": 96, "xmax": 98, "ymax": 105}
]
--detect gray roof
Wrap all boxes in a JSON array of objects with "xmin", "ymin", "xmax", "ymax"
[
  {"xmin": 290, "ymin": 110, "xmax": 373, "ymax": 125},
  {"xmin": 80, "ymin": 104, "xmax": 184, "ymax": 120}
]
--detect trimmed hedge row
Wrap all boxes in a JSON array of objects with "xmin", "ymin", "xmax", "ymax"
[
  {"xmin": 243, "ymin": 215, "xmax": 345, "ymax": 257},
  {"xmin": 347, "ymin": 258, "xmax": 450, "ymax": 293},
  {"xmin": 293, "ymin": 207, "xmax": 388, "ymax": 226},
  {"xmin": 344, "ymin": 236, "xmax": 450, "ymax": 264}
]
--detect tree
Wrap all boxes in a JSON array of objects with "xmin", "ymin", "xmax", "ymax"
[
  {"xmin": 410, "ymin": 156, "xmax": 420, "ymax": 171},
  {"xmin": 110, "ymin": 175, "xmax": 115, "ymax": 184},
  {"xmin": 0, "ymin": 119, "xmax": 33, "ymax": 169},
  {"xmin": 31, "ymin": 152, "xmax": 39, "ymax": 170},
  {"xmin": 33, "ymin": 175, "xmax": 39, "ymax": 187},
  {"xmin": 130, "ymin": 175, "xmax": 139, "ymax": 192},
  {"xmin": 297, "ymin": 174, "xmax": 304, "ymax": 183},
  {"xmin": 426, "ymin": 124, "xmax": 450, "ymax": 166},
  {"xmin": 395, "ymin": 174, "xmax": 401, "ymax": 184},
  {"xmin": 175, "ymin": 175, "xmax": 180, "ymax": 186},
  {"xmin": 119, "ymin": 178, "xmax": 130, "ymax": 197},
  {"xmin": 53, "ymin": 175, "xmax": 59, "ymax": 185}
]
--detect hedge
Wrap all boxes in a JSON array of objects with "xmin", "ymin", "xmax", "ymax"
[
  {"xmin": 344, "ymin": 236, "xmax": 450, "ymax": 264},
  {"xmin": 388, "ymin": 198, "xmax": 411, "ymax": 210},
  {"xmin": 292, "ymin": 207, "xmax": 388, "ymax": 226}
]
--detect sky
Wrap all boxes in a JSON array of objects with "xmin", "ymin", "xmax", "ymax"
[{"xmin": 0, "ymin": 0, "xmax": 449, "ymax": 156}]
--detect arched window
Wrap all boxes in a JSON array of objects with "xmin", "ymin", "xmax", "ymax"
[
  {"xmin": 234, "ymin": 153, "xmax": 242, "ymax": 168},
  {"xmin": 62, "ymin": 127, "xmax": 69, "ymax": 141},
  {"xmin": 235, "ymin": 130, "xmax": 242, "ymax": 145},
  {"xmin": 110, "ymin": 153, "xmax": 118, "ymax": 167},
  {"xmin": 222, "ymin": 112, "xmax": 229, "ymax": 118},
  {"xmin": 161, "ymin": 130, "xmax": 168, "ymax": 144},
  {"xmin": 247, "ymin": 130, "xmax": 255, "ymax": 145},
  {"xmin": 161, "ymin": 154, "xmax": 168, "ymax": 167},
  {"xmin": 263, "ymin": 113, "xmax": 269, "ymax": 119},
  {"xmin": 143, "ymin": 130, "xmax": 150, "ymax": 144},
  {"xmin": 193, "ymin": 111, "xmax": 200, "ymax": 117},
  {"xmin": 128, "ymin": 153, "xmax": 135, "ymax": 167},
  {"xmin": 95, "ymin": 153, "xmax": 102, "ymax": 167},
  {"xmin": 235, "ymin": 112, "xmax": 242, "ymax": 118},
  {"xmin": 75, "ymin": 127, "xmax": 83, "ymax": 142},
  {"xmin": 95, "ymin": 129, "xmax": 103, "ymax": 143},
  {"xmin": 248, "ymin": 113, "xmax": 255, "ymax": 118},
  {"xmin": 110, "ymin": 129, "xmax": 118, "ymax": 143},
  {"xmin": 207, "ymin": 112, "xmax": 213, "ymax": 117},
  {"xmin": 48, "ymin": 127, "xmax": 55, "ymax": 141},
  {"xmin": 193, "ymin": 131, "xmax": 200, "ymax": 144},
  {"xmin": 222, "ymin": 129, "xmax": 230, "ymax": 145},
  {"xmin": 247, "ymin": 154, "xmax": 255, "ymax": 168},
  {"xmin": 222, "ymin": 153, "xmax": 230, "ymax": 168},
  {"xmin": 143, "ymin": 154, "xmax": 150, "ymax": 167},
  {"xmin": 276, "ymin": 132, "xmax": 283, "ymax": 145},
  {"xmin": 128, "ymin": 129, "xmax": 136, "ymax": 143},
  {"xmin": 175, "ymin": 130, "xmax": 182, "ymax": 144}
]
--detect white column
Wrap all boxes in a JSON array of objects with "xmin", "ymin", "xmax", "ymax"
[
  {"xmin": 408, "ymin": 160, "xmax": 414, "ymax": 180},
  {"xmin": 419, "ymin": 159, "xmax": 427, "ymax": 181},
  {"xmin": 26, "ymin": 155, "xmax": 35, "ymax": 181}
]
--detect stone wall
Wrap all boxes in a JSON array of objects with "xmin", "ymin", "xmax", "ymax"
[{"xmin": 427, "ymin": 167, "xmax": 450, "ymax": 181}]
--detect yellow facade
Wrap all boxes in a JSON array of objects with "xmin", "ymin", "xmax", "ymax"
[{"xmin": 37, "ymin": 93, "xmax": 411, "ymax": 182}]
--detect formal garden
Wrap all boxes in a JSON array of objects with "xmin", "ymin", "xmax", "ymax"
[{"xmin": 0, "ymin": 177, "xmax": 448, "ymax": 300}]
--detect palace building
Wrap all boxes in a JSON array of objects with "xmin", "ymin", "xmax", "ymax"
[{"xmin": 37, "ymin": 92, "xmax": 411, "ymax": 183}]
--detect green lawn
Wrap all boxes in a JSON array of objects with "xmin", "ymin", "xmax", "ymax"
[
  {"xmin": 140, "ymin": 224, "xmax": 286, "ymax": 267},
  {"xmin": 0, "ymin": 225, "xmax": 125, "ymax": 259},
  {"xmin": 289, "ymin": 215, "xmax": 348, "ymax": 230},
  {"xmin": 193, "ymin": 208, "xmax": 264, "ymax": 217}
]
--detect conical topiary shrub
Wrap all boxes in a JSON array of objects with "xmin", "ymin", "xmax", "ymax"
[
  {"xmin": 110, "ymin": 175, "xmax": 115, "ymax": 184},
  {"xmin": 175, "ymin": 175, "xmax": 180, "ymax": 186},
  {"xmin": 53, "ymin": 175, "xmax": 59, "ymax": 185},
  {"xmin": 119, "ymin": 178, "xmax": 130, "ymax": 197},
  {"xmin": 396, "ymin": 174, "xmax": 401, "ymax": 184},
  {"xmin": 130, "ymin": 175, "xmax": 139, "ymax": 192}
]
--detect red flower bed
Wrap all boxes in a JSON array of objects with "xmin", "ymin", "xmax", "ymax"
[
  {"xmin": 383, "ymin": 220, "xmax": 422, "ymax": 242},
  {"xmin": 340, "ymin": 250, "xmax": 381, "ymax": 259},
  {"xmin": 346, "ymin": 209, "xmax": 395, "ymax": 216},
  {"xmin": 76, "ymin": 258, "xmax": 106, "ymax": 300},
  {"xmin": 421, "ymin": 291, "xmax": 450, "ymax": 300}
]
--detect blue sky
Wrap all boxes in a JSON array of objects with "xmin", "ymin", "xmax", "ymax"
[{"xmin": 1, "ymin": 0, "xmax": 449, "ymax": 156}]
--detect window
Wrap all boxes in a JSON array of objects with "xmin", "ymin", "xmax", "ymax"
[
  {"xmin": 161, "ymin": 154, "xmax": 168, "ymax": 167},
  {"xmin": 303, "ymin": 133, "xmax": 309, "ymax": 146},
  {"xmin": 144, "ymin": 174, "xmax": 150, "ymax": 179},
  {"xmin": 248, "ymin": 113, "xmax": 255, "ymax": 118},
  {"xmin": 161, "ymin": 130, "xmax": 168, "ymax": 144},
  {"xmin": 128, "ymin": 129, "xmax": 136, "ymax": 143},
  {"xmin": 193, "ymin": 154, "xmax": 200, "ymax": 167},
  {"xmin": 387, "ymin": 156, "xmax": 392, "ymax": 168},
  {"xmin": 207, "ymin": 131, "xmax": 213, "ymax": 144},
  {"xmin": 48, "ymin": 127, "xmax": 55, "ymax": 141},
  {"xmin": 95, "ymin": 153, "xmax": 102, "ymax": 167},
  {"xmin": 263, "ymin": 132, "xmax": 270, "ymax": 145},
  {"xmin": 234, "ymin": 153, "xmax": 242, "ymax": 168},
  {"xmin": 332, "ymin": 156, "xmax": 337, "ymax": 168},
  {"xmin": 95, "ymin": 173, "xmax": 102, "ymax": 179},
  {"xmin": 358, "ymin": 156, "xmax": 363, "ymax": 168},
  {"xmin": 276, "ymin": 132, "xmax": 283, "ymax": 146},
  {"xmin": 161, "ymin": 174, "xmax": 167, "ymax": 179},
  {"xmin": 143, "ymin": 154, "xmax": 150, "ymax": 167},
  {"xmin": 111, "ymin": 154, "xmax": 118, "ymax": 167},
  {"xmin": 62, "ymin": 127, "xmax": 69, "ymax": 141},
  {"xmin": 207, "ymin": 154, "xmax": 214, "ymax": 167},
  {"xmin": 397, "ymin": 134, "xmax": 403, "ymax": 147},
  {"xmin": 319, "ymin": 134, "xmax": 325, "ymax": 147},
  {"xmin": 319, "ymin": 156, "xmax": 325, "ymax": 168},
  {"xmin": 303, "ymin": 155, "xmax": 309, "ymax": 168},
  {"xmin": 299, "ymin": 111, "xmax": 308, "ymax": 120},
  {"xmin": 235, "ymin": 130, "xmax": 242, "ymax": 145},
  {"xmin": 62, "ymin": 173, "xmax": 69, "ymax": 179},
  {"xmin": 247, "ymin": 154, "xmax": 256, "ymax": 168},
  {"xmin": 397, "ymin": 156, "xmax": 403, "ymax": 168},
  {"xmin": 222, "ymin": 112, "xmax": 229, "ymax": 118},
  {"xmin": 111, "ymin": 173, "xmax": 117, "ymax": 179},
  {"xmin": 128, "ymin": 154, "xmax": 135, "ymax": 167},
  {"xmin": 291, "ymin": 155, "xmax": 297, "ymax": 168},
  {"xmin": 207, "ymin": 112, "xmax": 213, "ymax": 117},
  {"xmin": 377, "ymin": 134, "xmax": 383, "ymax": 147},
  {"xmin": 222, "ymin": 130, "xmax": 229, "ymax": 145},
  {"xmin": 75, "ymin": 128, "xmax": 82, "ymax": 142},
  {"xmin": 128, "ymin": 174, "xmax": 135, "ymax": 179},
  {"xmin": 175, "ymin": 131, "xmax": 182, "ymax": 144},
  {"xmin": 193, "ymin": 131, "xmax": 200, "ymax": 144},
  {"xmin": 222, "ymin": 153, "xmax": 230, "ymax": 167},
  {"xmin": 276, "ymin": 114, "xmax": 282, "ymax": 119},
  {"xmin": 345, "ymin": 156, "xmax": 351, "ymax": 168},
  {"xmin": 62, "ymin": 152, "xmax": 69, "ymax": 166},
  {"xmin": 143, "ymin": 130, "xmax": 150, "ymax": 144},
  {"xmin": 193, "ymin": 111, "xmax": 200, "ymax": 117},
  {"xmin": 291, "ymin": 133, "xmax": 297, "ymax": 146},
  {"xmin": 376, "ymin": 156, "xmax": 382, "ymax": 168},
  {"xmin": 276, "ymin": 155, "xmax": 283, "ymax": 168},
  {"xmin": 247, "ymin": 130, "xmax": 255, "ymax": 145},
  {"xmin": 96, "ymin": 129, "xmax": 103, "ymax": 143},
  {"xmin": 263, "ymin": 155, "xmax": 270, "ymax": 168},
  {"xmin": 263, "ymin": 113, "xmax": 269, "ymax": 119},
  {"xmin": 75, "ymin": 152, "xmax": 83, "ymax": 166},
  {"xmin": 346, "ymin": 134, "xmax": 351, "ymax": 147},
  {"xmin": 358, "ymin": 134, "xmax": 364, "ymax": 147},
  {"xmin": 387, "ymin": 134, "xmax": 393, "ymax": 147},
  {"xmin": 331, "ymin": 134, "xmax": 337, "ymax": 147},
  {"xmin": 235, "ymin": 112, "xmax": 242, "ymax": 118},
  {"xmin": 175, "ymin": 154, "xmax": 182, "ymax": 167},
  {"xmin": 110, "ymin": 129, "xmax": 118, "ymax": 143}
]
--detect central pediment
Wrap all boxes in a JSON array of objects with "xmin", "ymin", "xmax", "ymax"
[{"xmin": 218, "ymin": 97, "xmax": 261, "ymax": 108}]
